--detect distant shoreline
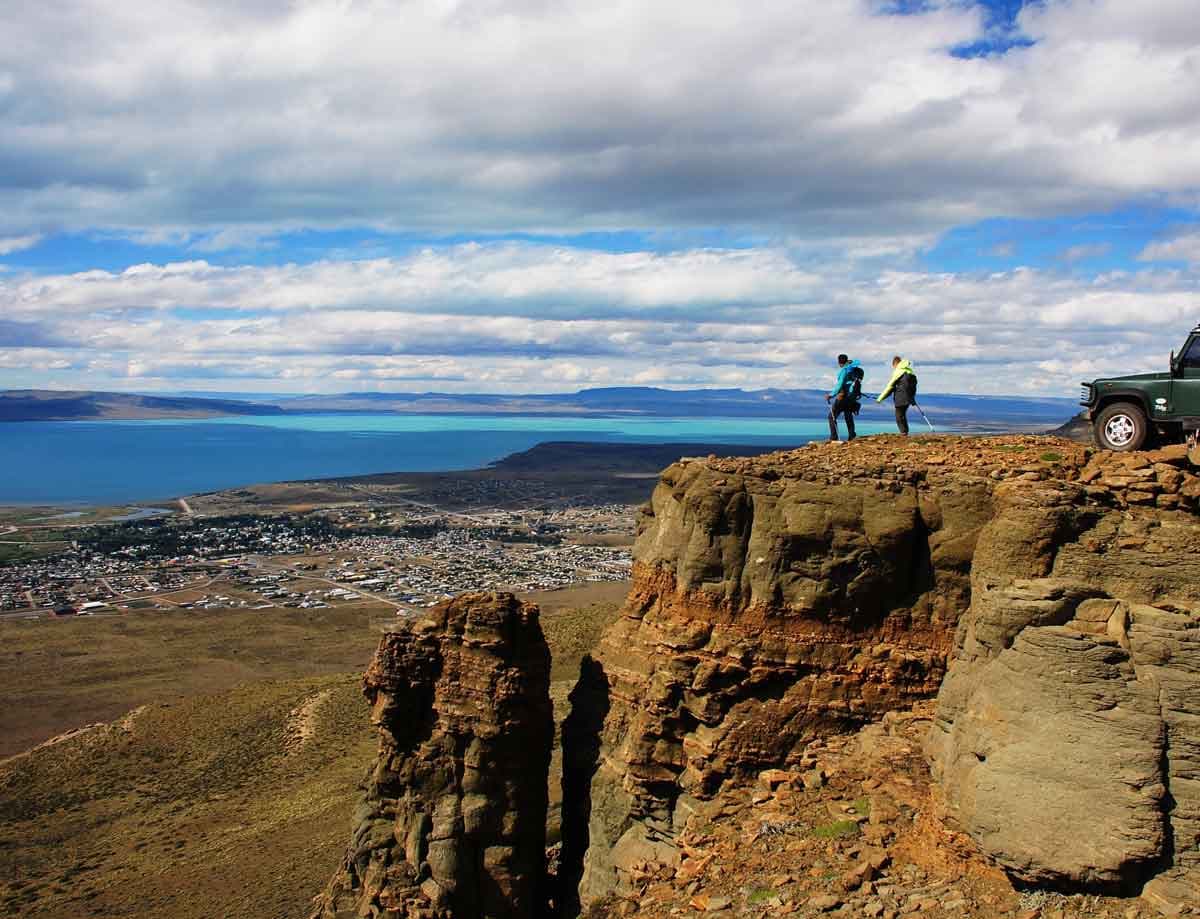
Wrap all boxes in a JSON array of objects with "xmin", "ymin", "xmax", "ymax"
[
  {"xmin": 1, "ymin": 386, "xmax": 1078, "ymax": 423},
  {"xmin": 0, "ymin": 439, "xmax": 800, "ymax": 510},
  {"xmin": 0, "ymin": 431, "xmax": 1070, "ymax": 512}
]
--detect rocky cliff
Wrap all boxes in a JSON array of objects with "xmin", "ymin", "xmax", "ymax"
[
  {"xmin": 312, "ymin": 436, "xmax": 1200, "ymax": 918},
  {"xmin": 311, "ymin": 592, "xmax": 552, "ymax": 919},
  {"xmin": 569, "ymin": 437, "xmax": 1200, "ymax": 910}
]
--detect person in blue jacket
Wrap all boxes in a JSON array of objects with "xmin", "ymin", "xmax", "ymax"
[{"xmin": 826, "ymin": 354, "xmax": 863, "ymax": 442}]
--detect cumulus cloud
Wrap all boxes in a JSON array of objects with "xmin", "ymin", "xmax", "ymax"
[
  {"xmin": 2, "ymin": 245, "xmax": 821, "ymax": 321},
  {"xmin": 3, "ymin": 3, "xmax": 1198, "ymax": 397},
  {"xmin": 0, "ymin": 1, "xmax": 1198, "ymax": 240},
  {"xmin": 187, "ymin": 227, "xmax": 282, "ymax": 253},
  {"xmin": 1, "ymin": 242, "xmax": 1195, "ymax": 395},
  {"xmin": 1139, "ymin": 232, "xmax": 1200, "ymax": 264}
]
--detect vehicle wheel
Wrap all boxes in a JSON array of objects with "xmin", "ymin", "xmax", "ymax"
[{"xmin": 1094, "ymin": 402, "xmax": 1149, "ymax": 452}]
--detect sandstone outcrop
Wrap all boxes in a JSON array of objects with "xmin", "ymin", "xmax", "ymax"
[
  {"xmin": 930, "ymin": 445, "xmax": 1200, "ymax": 897},
  {"xmin": 568, "ymin": 437, "xmax": 1012, "ymax": 903},
  {"xmin": 592, "ymin": 702, "xmax": 1030, "ymax": 919},
  {"xmin": 311, "ymin": 436, "xmax": 1200, "ymax": 915},
  {"xmin": 569, "ymin": 436, "xmax": 1200, "ymax": 908},
  {"xmin": 311, "ymin": 592, "xmax": 552, "ymax": 919}
]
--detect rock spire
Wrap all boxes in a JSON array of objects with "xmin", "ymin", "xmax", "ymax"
[{"xmin": 311, "ymin": 592, "xmax": 552, "ymax": 919}]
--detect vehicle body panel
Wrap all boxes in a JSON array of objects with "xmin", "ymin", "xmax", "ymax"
[
  {"xmin": 1082, "ymin": 329, "xmax": 1200, "ymax": 426},
  {"xmin": 1101, "ymin": 372, "xmax": 1173, "ymax": 383}
]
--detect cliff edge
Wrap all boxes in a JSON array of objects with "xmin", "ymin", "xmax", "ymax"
[{"xmin": 571, "ymin": 435, "xmax": 1200, "ymax": 910}]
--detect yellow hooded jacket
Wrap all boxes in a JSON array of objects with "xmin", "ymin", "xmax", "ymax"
[{"xmin": 876, "ymin": 359, "xmax": 916, "ymax": 404}]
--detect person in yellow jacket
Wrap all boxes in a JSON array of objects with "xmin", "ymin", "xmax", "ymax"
[{"xmin": 876, "ymin": 356, "xmax": 918, "ymax": 435}]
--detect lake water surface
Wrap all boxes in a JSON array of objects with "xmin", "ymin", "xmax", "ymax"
[{"xmin": 0, "ymin": 413, "xmax": 895, "ymax": 505}]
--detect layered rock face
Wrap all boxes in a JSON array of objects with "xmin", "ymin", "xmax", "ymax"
[
  {"xmin": 929, "ymin": 446, "xmax": 1200, "ymax": 897},
  {"xmin": 568, "ymin": 438, "xmax": 1002, "ymax": 903},
  {"xmin": 312, "ymin": 592, "xmax": 552, "ymax": 919},
  {"xmin": 311, "ymin": 438, "xmax": 1200, "ymax": 915},
  {"xmin": 571, "ymin": 437, "xmax": 1200, "ymax": 907}
]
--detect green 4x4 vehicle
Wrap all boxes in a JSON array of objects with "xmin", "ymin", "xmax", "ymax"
[{"xmin": 1081, "ymin": 323, "xmax": 1200, "ymax": 451}]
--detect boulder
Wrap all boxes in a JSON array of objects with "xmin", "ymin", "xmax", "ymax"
[
  {"xmin": 929, "ymin": 469, "xmax": 1200, "ymax": 892},
  {"xmin": 934, "ymin": 626, "xmax": 1165, "ymax": 888}
]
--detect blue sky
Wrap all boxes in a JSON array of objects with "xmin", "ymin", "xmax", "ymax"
[
  {"xmin": 1, "ymin": 0, "xmax": 1198, "ymax": 396},
  {"xmin": 924, "ymin": 207, "xmax": 1200, "ymax": 274},
  {"xmin": 4, "ymin": 207, "xmax": 1193, "ymax": 278}
]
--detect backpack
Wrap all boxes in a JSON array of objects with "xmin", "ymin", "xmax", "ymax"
[
  {"xmin": 843, "ymin": 366, "xmax": 864, "ymax": 408},
  {"xmin": 896, "ymin": 370, "xmax": 918, "ymax": 405}
]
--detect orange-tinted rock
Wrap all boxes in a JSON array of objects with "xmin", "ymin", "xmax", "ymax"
[{"xmin": 573, "ymin": 437, "xmax": 1006, "ymax": 904}]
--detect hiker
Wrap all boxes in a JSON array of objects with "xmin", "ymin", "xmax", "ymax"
[
  {"xmin": 876, "ymin": 356, "xmax": 918, "ymax": 435},
  {"xmin": 826, "ymin": 354, "xmax": 863, "ymax": 442}
]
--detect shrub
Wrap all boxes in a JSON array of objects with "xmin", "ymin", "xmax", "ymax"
[{"xmin": 810, "ymin": 819, "xmax": 860, "ymax": 839}]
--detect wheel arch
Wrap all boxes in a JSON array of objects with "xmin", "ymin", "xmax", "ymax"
[{"xmin": 1094, "ymin": 391, "xmax": 1152, "ymax": 417}]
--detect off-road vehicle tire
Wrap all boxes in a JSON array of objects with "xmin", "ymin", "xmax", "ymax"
[{"xmin": 1095, "ymin": 402, "xmax": 1149, "ymax": 452}]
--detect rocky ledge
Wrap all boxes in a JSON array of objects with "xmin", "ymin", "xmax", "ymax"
[
  {"xmin": 571, "ymin": 436, "xmax": 1200, "ymax": 911},
  {"xmin": 311, "ymin": 592, "xmax": 552, "ymax": 919}
]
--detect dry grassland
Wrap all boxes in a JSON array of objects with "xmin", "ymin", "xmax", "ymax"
[{"xmin": 0, "ymin": 582, "xmax": 627, "ymax": 918}]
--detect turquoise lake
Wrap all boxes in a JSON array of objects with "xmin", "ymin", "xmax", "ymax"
[{"xmin": 0, "ymin": 413, "xmax": 896, "ymax": 505}]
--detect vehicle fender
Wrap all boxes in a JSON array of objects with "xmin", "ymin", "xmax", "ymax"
[{"xmin": 1094, "ymin": 390, "xmax": 1153, "ymax": 417}]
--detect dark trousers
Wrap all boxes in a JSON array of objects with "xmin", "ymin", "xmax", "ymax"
[
  {"xmin": 895, "ymin": 404, "xmax": 910, "ymax": 435},
  {"xmin": 829, "ymin": 401, "xmax": 856, "ymax": 441}
]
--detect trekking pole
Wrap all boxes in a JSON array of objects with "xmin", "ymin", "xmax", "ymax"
[{"xmin": 913, "ymin": 400, "xmax": 936, "ymax": 433}]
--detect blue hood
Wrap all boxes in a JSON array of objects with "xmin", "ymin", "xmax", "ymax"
[{"xmin": 830, "ymin": 359, "xmax": 862, "ymax": 398}]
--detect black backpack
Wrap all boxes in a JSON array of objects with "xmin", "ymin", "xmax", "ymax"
[
  {"xmin": 843, "ymin": 367, "xmax": 865, "ymax": 409},
  {"xmin": 896, "ymin": 371, "xmax": 918, "ymax": 404}
]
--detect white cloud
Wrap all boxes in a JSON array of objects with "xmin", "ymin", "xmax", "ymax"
[
  {"xmin": 188, "ymin": 227, "xmax": 282, "ymax": 253},
  {"xmin": 3, "ymin": 3, "xmax": 1199, "ymax": 397},
  {"xmin": 1, "ymin": 245, "xmax": 820, "ymax": 320},
  {"xmin": 0, "ymin": 234, "xmax": 42, "ymax": 255},
  {"xmin": 1139, "ymin": 232, "xmax": 1200, "ymax": 264},
  {"xmin": 1, "ymin": 242, "xmax": 1196, "ymax": 396},
  {"xmin": 0, "ymin": 1, "xmax": 1198, "ymax": 240}
]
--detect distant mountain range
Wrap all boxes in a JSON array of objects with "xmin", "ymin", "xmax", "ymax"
[
  {"xmin": 0, "ymin": 390, "xmax": 285, "ymax": 422},
  {"xmin": 0, "ymin": 386, "xmax": 1079, "ymax": 428},
  {"xmin": 272, "ymin": 386, "xmax": 1081, "ymax": 427}
]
